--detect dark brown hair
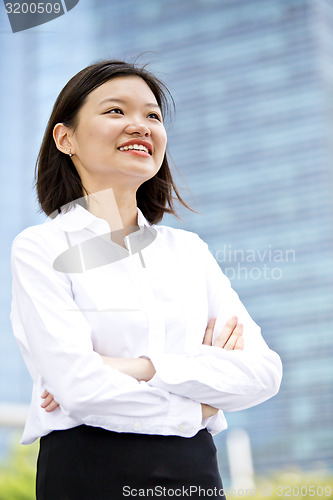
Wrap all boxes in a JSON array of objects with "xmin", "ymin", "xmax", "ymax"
[{"xmin": 34, "ymin": 59, "xmax": 192, "ymax": 224}]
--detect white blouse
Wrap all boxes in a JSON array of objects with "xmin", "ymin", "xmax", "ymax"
[{"xmin": 10, "ymin": 203, "xmax": 282, "ymax": 445}]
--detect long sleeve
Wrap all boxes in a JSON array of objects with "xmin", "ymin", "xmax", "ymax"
[
  {"xmin": 147, "ymin": 236, "xmax": 283, "ymax": 412},
  {"xmin": 10, "ymin": 230, "xmax": 202, "ymax": 440}
]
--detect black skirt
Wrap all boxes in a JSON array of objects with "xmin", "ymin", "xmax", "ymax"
[{"xmin": 36, "ymin": 425, "xmax": 226, "ymax": 500}]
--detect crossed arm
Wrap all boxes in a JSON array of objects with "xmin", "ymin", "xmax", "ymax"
[{"xmin": 41, "ymin": 315, "xmax": 244, "ymax": 418}]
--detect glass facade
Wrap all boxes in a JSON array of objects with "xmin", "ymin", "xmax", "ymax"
[{"xmin": 0, "ymin": 0, "xmax": 332, "ymax": 479}]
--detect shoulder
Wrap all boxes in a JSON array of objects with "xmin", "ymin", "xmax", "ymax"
[
  {"xmin": 11, "ymin": 217, "xmax": 62, "ymax": 256},
  {"xmin": 154, "ymin": 223, "xmax": 209, "ymax": 254},
  {"xmin": 155, "ymin": 223, "xmax": 199, "ymax": 241}
]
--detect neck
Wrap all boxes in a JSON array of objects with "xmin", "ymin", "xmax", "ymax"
[{"xmin": 85, "ymin": 187, "xmax": 138, "ymax": 234}]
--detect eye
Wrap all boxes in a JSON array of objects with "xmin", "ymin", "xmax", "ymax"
[
  {"xmin": 147, "ymin": 112, "xmax": 162, "ymax": 121},
  {"xmin": 106, "ymin": 108, "xmax": 124, "ymax": 115}
]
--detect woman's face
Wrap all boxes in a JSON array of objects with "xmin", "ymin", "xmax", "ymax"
[{"xmin": 67, "ymin": 76, "xmax": 167, "ymax": 193}]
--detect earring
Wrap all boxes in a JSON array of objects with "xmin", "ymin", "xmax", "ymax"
[{"xmin": 67, "ymin": 149, "xmax": 73, "ymax": 157}]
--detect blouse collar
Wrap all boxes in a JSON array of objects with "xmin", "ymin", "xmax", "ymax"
[{"xmin": 52, "ymin": 202, "xmax": 151, "ymax": 233}]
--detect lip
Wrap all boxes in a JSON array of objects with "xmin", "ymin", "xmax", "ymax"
[{"xmin": 117, "ymin": 139, "xmax": 153, "ymax": 155}]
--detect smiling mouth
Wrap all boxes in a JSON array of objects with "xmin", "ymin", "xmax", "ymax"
[{"xmin": 118, "ymin": 144, "xmax": 151, "ymax": 156}]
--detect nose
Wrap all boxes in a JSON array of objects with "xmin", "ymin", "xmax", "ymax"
[{"xmin": 125, "ymin": 120, "xmax": 151, "ymax": 137}]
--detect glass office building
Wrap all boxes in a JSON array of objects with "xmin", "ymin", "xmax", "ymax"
[{"xmin": 0, "ymin": 0, "xmax": 332, "ymax": 479}]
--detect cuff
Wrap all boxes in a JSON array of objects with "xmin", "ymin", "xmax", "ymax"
[{"xmin": 163, "ymin": 392, "xmax": 202, "ymax": 436}]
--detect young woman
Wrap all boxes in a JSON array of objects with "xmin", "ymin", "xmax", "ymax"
[{"xmin": 10, "ymin": 60, "xmax": 282, "ymax": 499}]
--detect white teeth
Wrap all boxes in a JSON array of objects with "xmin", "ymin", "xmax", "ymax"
[{"xmin": 119, "ymin": 144, "xmax": 150, "ymax": 154}]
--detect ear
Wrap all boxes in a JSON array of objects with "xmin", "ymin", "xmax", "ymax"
[{"xmin": 53, "ymin": 123, "xmax": 75, "ymax": 155}]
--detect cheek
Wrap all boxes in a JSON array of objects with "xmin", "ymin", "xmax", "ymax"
[
  {"xmin": 87, "ymin": 127, "xmax": 115, "ymax": 144},
  {"xmin": 156, "ymin": 130, "xmax": 167, "ymax": 159},
  {"xmin": 155, "ymin": 146, "xmax": 166, "ymax": 167},
  {"xmin": 75, "ymin": 119, "xmax": 119, "ymax": 146}
]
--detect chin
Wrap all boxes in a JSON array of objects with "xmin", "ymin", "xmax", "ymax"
[{"xmin": 127, "ymin": 163, "xmax": 160, "ymax": 179}]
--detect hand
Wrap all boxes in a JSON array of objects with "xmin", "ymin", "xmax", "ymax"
[
  {"xmin": 201, "ymin": 403, "xmax": 219, "ymax": 419},
  {"xmin": 40, "ymin": 356, "xmax": 156, "ymax": 414},
  {"xmin": 41, "ymin": 318, "xmax": 243, "ymax": 415},
  {"xmin": 101, "ymin": 356, "xmax": 156, "ymax": 382},
  {"xmin": 199, "ymin": 316, "xmax": 244, "ymax": 419},
  {"xmin": 41, "ymin": 389, "xmax": 59, "ymax": 412},
  {"xmin": 202, "ymin": 316, "xmax": 244, "ymax": 350},
  {"xmin": 41, "ymin": 389, "xmax": 221, "ymax": 420}
]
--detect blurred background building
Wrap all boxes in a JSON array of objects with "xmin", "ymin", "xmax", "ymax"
[{"xmin": 0, "ymin": 0, "xmax": 332, "ymax": 483}]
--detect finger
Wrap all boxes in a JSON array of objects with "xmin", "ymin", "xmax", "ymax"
[
  {"xmin": 41, "ymin": 389, "xmax": 48, "ymax": 399},
  {"xmin": 213, "ymin": 316, "xmax": 238, "ymax": 348},
  {"xmin": 202, "ymin": 318, "xmax": 216, "ymax": 345},
  {"xmin": 224, "ymin": 323, "xmax": 243, "ymax": 350},
  {"xmin": 45, "ymin": 401, "xmax": 59, "ymax": 413},
  {"xmin": 234, "ymin": 335, "xmax": 244, "ymax": 351},
  {"xmin": 223, "ymin": 323, "xmax": 243, "ymax": 350},
  {"xmin": 41, "ymin": 393, "xmax": 55, "ymax": 408}
]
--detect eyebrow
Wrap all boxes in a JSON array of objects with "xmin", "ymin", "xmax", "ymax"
[{"xmin": 99, "ymin": 97, "xmax": 161, "ymax": 109}]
